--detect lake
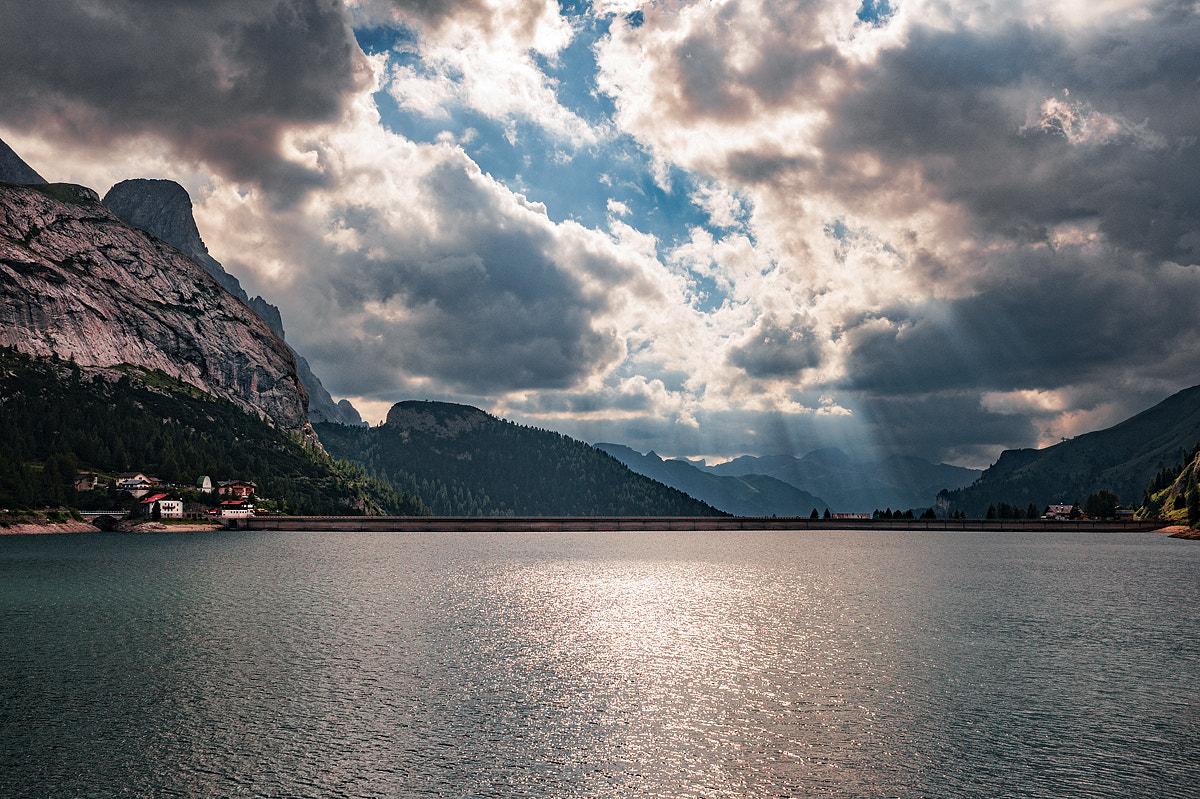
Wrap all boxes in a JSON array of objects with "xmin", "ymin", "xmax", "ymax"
[{"xmin": 1, "ymin": 529, "xmax": 1197, "ymax": 798}]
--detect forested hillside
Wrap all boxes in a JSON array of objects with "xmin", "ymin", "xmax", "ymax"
[
  {"xmin": 316, "ymin": 401, "xmax": 725, "ymax": 517},
  {"xmin": 0, "ymin": 347, "xmax": 425, "ymax": 515},
  {"xmin": 939, "ymin": 384, "xmax": 1200, "ymax": 516}
]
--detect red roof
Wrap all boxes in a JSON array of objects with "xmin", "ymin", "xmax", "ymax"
[{"xmin": 139, "ymin": 493, "xmax": 168, "ymax": 504}]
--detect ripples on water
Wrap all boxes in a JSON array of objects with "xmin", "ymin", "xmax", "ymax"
[{"xmin": 1, "ymin": 530, "xmax": 1198, "ymax": 798}]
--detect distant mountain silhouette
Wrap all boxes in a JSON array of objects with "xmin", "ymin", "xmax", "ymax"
[
  {"xmin": 701, "ymin": 448, "xmax": 980, "ymax": 513},
  {"xmin": 595, "ymin": 443, "xmax": 828, "ymax": 516},
  {"xmin": 940, "ymin": 384, "xmax": 1200, "ymax": 516}
]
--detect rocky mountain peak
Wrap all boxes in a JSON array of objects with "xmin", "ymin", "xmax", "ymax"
[
  {"xmin": 100, "ymin": 176, "xmax": 364, "ymax": 427},
  {"xmin": 102, "ymin": 178, "xmax": 251, "ymax": 303},
  {"xmin": 385, "ymin": 401, "xmax": 495, "ymax": 438},
  {"xmin": 0, "ymin": 137, "xmax": 47, "ymax": 185},
  {"xmin": 102, "ymin": 179, "xmax": 202, "ymax": 257}
]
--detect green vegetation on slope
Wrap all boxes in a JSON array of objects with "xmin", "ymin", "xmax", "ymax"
[
  {"xmin": 1140, "ymin": 443, "xmax": 1200, "ymax": 527},
  {"xmin": 315, "ymin": 402, "xmax": 726, "ymax": 517},
  {"xmin": 0, "ymin": 347, "xmax": 427, "ymax": 515}
]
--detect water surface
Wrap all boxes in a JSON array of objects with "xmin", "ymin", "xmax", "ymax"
[{"xmin": 2, "ymin": 530, "xmax": 1197, "ymax": 797}]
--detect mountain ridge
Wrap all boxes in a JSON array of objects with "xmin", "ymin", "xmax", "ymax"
[
  {"xmin": 317, "ymin": 401, "xmax": 726, "ymax": 517},
  {"xmin": 0, "ymin": 139, "xmax": 46, "ymax": 185},
  {"xmin": 700, "ymin": 449, "xmax": 981, "ymax": 512},
  {"xmin": 941, "ymin": 384, "xmax": 1200, "ymax": 516},
  {"xmin": 595, "ymin": 443, "xmax": 828, "ymax": 516},
  {"xmin": 101, "ymin": 177, "xmax": 364, "ymax": 427}
]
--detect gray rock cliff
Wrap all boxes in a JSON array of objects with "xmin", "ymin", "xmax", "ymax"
[
  {"xmin": 102, "ymin": 178, "xmax": 364, "ymax": 427},
  {"xmin": 0, "ymin": 182, "xmax": 309, "ymax": 430},
  {"xmin": 102, "ymin": 179, "xmax": 254, "ymax": 304}
]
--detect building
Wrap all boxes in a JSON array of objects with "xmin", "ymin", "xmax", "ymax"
[
  {"xmin": 138, "ymin": 494, "xmax": 183, "ymax": 519},
  {"xmin": 1044, "ymin": 504, "xmax": 1074, "ymax": 520},
  {"xmin": 196, "ymin": 475, "xmax": 213, "ymax": 494},
  {"xmin": 74, "ymin": 472, "xmax": 101, "ymax": 491},
  {"xmin": 116, "ymin": 472, "xmax": 158, "ymax": 498},
  {"xmin": 218, "ymin": 499, "xmax": 254, "ymax": 518},
  {"xmin": 217, "ymin": 480, "xmax": 257, "ymax": 499}
]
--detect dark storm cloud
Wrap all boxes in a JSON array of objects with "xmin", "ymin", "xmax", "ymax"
[
  {"xmin": 840, "ymin": 246, "xmax": 1200, "ymax": 395},
  {"xmin": 0, "ymin": 0, "xmax": 368, "ymax": 197},
  {"xmin": 727, "ymin": 316, "xmax": 822, "ymax": 378},
  {"xmin": 846, "ymin": 391, "xmax": 1041, "ymax": 465},
  {"xmin": 822, "ymin": 10, "xmax": 1200, "ymax": 264},
  {"xmin": 297, "ymin": 160, "xmax": 627, "ymax": 396}
]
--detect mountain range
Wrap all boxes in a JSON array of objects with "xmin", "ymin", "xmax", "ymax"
[
  {"xmin": 2, "ymin": 135, "xmax": 1200, "ymax": 520},
  {"xmin": 595, "ymin": 443, "xmax": 829, "ymax": 516},
  {"xmin": 316, "ymin": 403, "xmax": 723, "ymax": 517},
  {"xmin": 600, "ymin": 444, "xmax": 981, "ymax": 514}
]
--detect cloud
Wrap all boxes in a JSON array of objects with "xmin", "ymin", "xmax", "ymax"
[
  {"xmin": 8, "ymin": 0, "xmax": 1200, "ymax": 469},
  {"xmin": 837, "ymin": 245, "xmax": 1200, "ymax": 417},
  {"xmin": 193, "ymin": 95, "xmax": 684, "ymax": 400},
  {"xmin": 358, "ymin": 0, "xmax": 599, "ymax": 146},
  {"xmin": 582, "ymin": 0, "xmax": 1200, "ymax": 464},
  {"xmin": 0, "ymin": 0, "xmax": 370, "ymax": 198},
  {"xmin": 727, "ymin": 315, "xmax": 823, "ymax": 379}
]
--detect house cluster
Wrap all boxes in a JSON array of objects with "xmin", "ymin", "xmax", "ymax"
[
  {"xmin": 1041, "ymin": 503, "xmax": 1136, "ymax": 521},
  {"xmin": 74, "ymin": 471, "xmax": 261, "ymax": 519},
  {"xmin": 1043, "ymin": 504, "xmax": 1075, "ymax": 520}
]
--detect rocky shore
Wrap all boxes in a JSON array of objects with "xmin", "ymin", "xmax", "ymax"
[{"xmin": 1, "ymin": 520, "xmax": 221, "ymax": 534}]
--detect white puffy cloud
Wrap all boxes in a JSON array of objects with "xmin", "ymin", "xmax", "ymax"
[{"xmin": 357, "ymin": 0, "xmax": 602, "ymax": 147}]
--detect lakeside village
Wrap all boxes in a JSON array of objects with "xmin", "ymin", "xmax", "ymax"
[
  {"xmin": 73, "ymin": 471, "xmax": 263, "ymax": 520},
  {"xmin": 67, "ymin": 470, "xmax": 1141, "ymax": 525}
]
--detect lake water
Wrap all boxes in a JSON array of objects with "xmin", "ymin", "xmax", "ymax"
[{"xmin": 1, "ymin": 529, "xmax": 1198, "ymax": 798}]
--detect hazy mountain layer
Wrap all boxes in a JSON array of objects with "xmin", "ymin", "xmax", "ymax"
[
  {"xmin": 595, "ymin": 443, "xmax": 828, "ymax": 516},
  {"xmin": 703, "ymin": 448, "xmax": 981, "ymax": 512}
]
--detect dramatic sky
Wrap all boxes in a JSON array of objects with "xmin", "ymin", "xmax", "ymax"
[{"xmin": 3, "ymin": 0, "xmax": 1199, "ymax": 467}]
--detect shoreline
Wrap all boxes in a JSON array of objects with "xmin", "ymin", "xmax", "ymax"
[
  {"xmin": 1, "ymin": 517, "xmax": 1189, "ymax": 536},
  {"xmin": 1, "ymin": 520, "xmax": 222, "ymax": 535},
  {"xmin": 235, "ymin": 515, "xmax": 1170, "ymax": 533}
]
